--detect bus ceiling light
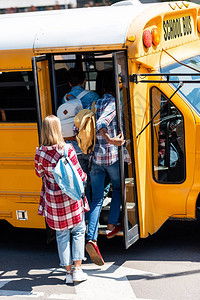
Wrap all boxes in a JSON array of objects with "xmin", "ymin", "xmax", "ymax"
[
  {"xmin": 143, "ymin": 30, "xmax": 152, "ymax": 48},
  {"xmin": 197, "ymin": 18, "xmax": 200, "ymax": 33},
  {"xmin": 152, "ymin": 28, "xmax": 160, "ymax": 46}
]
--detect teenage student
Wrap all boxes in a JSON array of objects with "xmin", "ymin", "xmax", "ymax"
[
  {"xmin": 62, "ymin": 67, "xmax": 99, "ymax": 109},
  {"xmin": 86, "ymin": 69, "xmax": 130, "ymax": 266},
  {"xmin": 35, "ymin": 115, "xmax": 89, "ymax": 283},
  {"xmin": 59, "ymin": 68, "xmax": 99, "ymax": 211}
]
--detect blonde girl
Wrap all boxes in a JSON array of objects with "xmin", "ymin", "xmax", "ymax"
[{"xmin": 35, "ymin": 115, "xmax": 89, "ymax": 283}]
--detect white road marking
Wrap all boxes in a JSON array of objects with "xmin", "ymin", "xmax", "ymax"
[
  {"xmin": 0, "ymin": 264, "xmax": 157, "ymax": 299},
  {"xmin": 74, "ymin": 263, "xmax": 157, "ymax": 300},
  {"xmin": 28, "ymin": 268, "xmax": 65, "ymax": 276},
  {"xmin": 1, "ymin": 270, "xmax": 18, "ymax": 277},
  {"xmin": 48, "ymin": 295, "xmax": 74, "ymax": 299},
  {"xmin": 0, "ymin": 279, "xmax": 12, "ymax": 289},
  {"xmin": 0, "ymin": 290, "xmax": 44, "ymax": 297}
]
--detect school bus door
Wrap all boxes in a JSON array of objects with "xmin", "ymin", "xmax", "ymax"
[
  {"xmin": 32, "ymin": 55, "xmax": 56, "ymax": 238},
  {"xmin": 113, "ymin": 52, "xmax": 139, "ymax": 249},
  {"xmin": 32, "ymin": 55, "xmax": 54, "ymax": 141}
]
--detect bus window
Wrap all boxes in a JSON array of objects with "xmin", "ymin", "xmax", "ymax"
[
  {"xmin": 151, "ymin": 87, "xmax": 185, "ymax": 183},
  {"xmin": 54, "ymin": 53, "xmax": 113, "ymax": 109},
  {"xmin": 0, "ymin": 71, "xmax": 36, "ymax": 122},
  {"xmin": 163, "ymin": 55, "xmax": 200, "ymax": 115},
  {"xmin": 55, "ymin": 68, "xmax": 70, "ymax": 107},
  {"xmin": 83, "ymin": 54, "xmax": 97, "ymax": 92}
]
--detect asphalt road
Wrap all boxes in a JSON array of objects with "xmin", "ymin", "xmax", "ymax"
[{"xmin": 1, "ymin": 219, "xmax": 200, "ymax": 299}]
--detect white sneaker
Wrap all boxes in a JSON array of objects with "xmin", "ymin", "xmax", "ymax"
[
  {"xmin": 73, "ymin": 268, "xmax": 88, "ymax": 282},
  {"xmin": 66, "ymin": 272, "xmax": 73, "ymax": 284}
]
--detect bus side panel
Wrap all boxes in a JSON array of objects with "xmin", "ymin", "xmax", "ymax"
[
  {"xmin": 187, "ymin": 122, "xmax": 200, "ymax": 218},
  {"xmin": 0, "ymin": 123, "xmax": 45, "ymax": 228},
  {"xmin": 0, "ymin": 49, "xmax": 33, "ymax": 71}
]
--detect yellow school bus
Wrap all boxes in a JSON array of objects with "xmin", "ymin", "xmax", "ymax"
[{"xmin": 1, "ymin": 0, "xmax": 200, "ymax": 248}]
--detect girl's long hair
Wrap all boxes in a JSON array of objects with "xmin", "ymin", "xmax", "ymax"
[{"xmin": 41, "ymin": 115, "xmax": 63, "ymax": 146}]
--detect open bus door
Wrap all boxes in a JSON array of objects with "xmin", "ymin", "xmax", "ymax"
[
  {"xmin": 113, "ymin": 52, "xmax": 139, "ymax": 249},
  {"xmin": 32, "ymin": 54, "xmax": 56, "ymax": 242},
  {"xmin": 32, "ymin": 55, "xmax": 55, "ymax": 143}
]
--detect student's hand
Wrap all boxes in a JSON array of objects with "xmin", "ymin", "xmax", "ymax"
[
  {"xmin": 110, "ymin": 132, "xmax": 125, "ymax": 146},
  {"xmin": 99, "ymin": 128, "xmax": 125, "ymax": 146}
]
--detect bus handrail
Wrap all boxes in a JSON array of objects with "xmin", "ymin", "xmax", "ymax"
[{"xmin": 130, "ymin": 73, "xmax": 200, "ymax": 84}]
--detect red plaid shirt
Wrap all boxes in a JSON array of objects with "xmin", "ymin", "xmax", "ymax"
[{"xmin": 35, "ymin": 143, "xmax": 89, "ymax": 231}]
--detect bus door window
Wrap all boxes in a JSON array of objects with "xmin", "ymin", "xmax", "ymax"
[{"xmin": 151, "ymin": 87, "xmax": 185, "ymax": 183}]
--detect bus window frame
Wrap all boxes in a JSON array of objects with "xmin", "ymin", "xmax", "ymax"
[
  {"xmin": 150, "ymin": 85, "xmax": 186, "ymax": 185},
  {"xmin": 0, "ymin": 72, "xmax": 36, "ymax": 123}
]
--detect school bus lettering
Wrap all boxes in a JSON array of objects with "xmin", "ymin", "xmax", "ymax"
[
  {"xmin": 182, "ymin": 16, "xmax": 192, "ymax": 35},
  {"xmin": 163, "ymin": 19, "xmax": 182, "ymax": 41},
  {"xmin": 163, "ymin": 16, "xmax": 192, "ymax": 41}
]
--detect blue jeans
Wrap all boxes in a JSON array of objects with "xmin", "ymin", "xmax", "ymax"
[
  {"xmin": 56, "ymin": 215, "xmax": 86, "ymax": 267},
  {"xmin": 87, "ymin": 161, "xmax": 121, "ymax": 241}
]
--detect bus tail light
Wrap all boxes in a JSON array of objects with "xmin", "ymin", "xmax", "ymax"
[
  {"xmin": 143, "ymin": 30, "xmax": 152, "ymax": 48},
  {"xmin": 152, "ymin": 28, "xmax": 160, "ymax": 45},
  {"xmin": 197, "ymin": 18, "xmax": 200, "ymax": 33}
]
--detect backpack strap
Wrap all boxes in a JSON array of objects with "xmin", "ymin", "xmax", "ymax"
[
  {"xmin": 64, "ymin": 90, "xmax": 90, "ymax": 102},
  {"xmin": 64, "ymin": 143, "xmax": 70, "ymax": 157},
  {"xmin": 76, "ymin": 90, "xmax": 91, "ymax": 100},
  {"xmin": 63, "ymin": 142, "xmax": 86, "ymax": 206},
  {"xmin": 65, "ymin": 94, "xmax": 76, "ymax": 101},
  {"xmin": 91, "ymin": 101, "xmax": 97, "ymax": 113}
]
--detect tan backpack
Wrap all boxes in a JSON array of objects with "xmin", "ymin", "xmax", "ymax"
[{"xmin": 74, "ymin": 101, "xmax": 96, "ymax": 155}]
